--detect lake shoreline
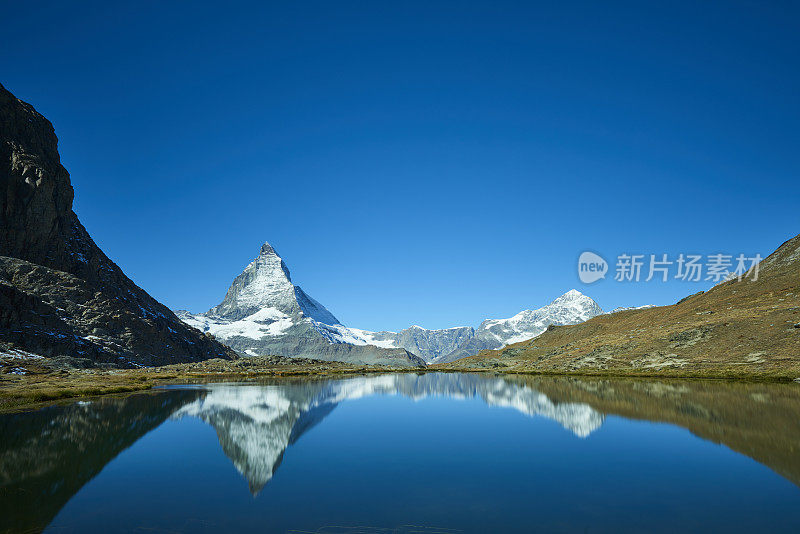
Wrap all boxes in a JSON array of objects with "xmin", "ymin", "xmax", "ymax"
[{"xmin": 3, "ymin": 354, "xmax": 799, "ymax": 413}]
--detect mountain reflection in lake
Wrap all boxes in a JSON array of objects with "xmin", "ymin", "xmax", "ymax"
[
  {"xmin": 2, "ymin": 373, "xmax": 800, "ymax": 533},
  {"xmin": 172, "ymin": 374, "xmax": 605, "ymax": 494}
]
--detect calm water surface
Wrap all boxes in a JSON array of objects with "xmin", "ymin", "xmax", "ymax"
[{"xmin": 2, "ymin": 373, "xmax": 800, "ymax": 533}]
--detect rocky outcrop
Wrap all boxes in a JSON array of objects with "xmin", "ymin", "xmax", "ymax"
[{"xmin": 0, "ymin": 82, "xmax": 236, "ymax": 366}]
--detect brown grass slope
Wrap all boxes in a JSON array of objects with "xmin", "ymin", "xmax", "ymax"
[{"xmin": 437, "ymin": 233, "xmax": 800, "ymax": 379}]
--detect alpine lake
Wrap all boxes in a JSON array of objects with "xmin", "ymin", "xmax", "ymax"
[{"xmin": 3, "ymin": 372, "xmax": 800, "ymax": 533}]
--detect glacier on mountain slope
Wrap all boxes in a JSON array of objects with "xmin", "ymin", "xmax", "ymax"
[
  {"xmin": 177, "ymin": 307, "xmax": 295, "ymax": 340},
  {"xmin": 173, "ymin": 373, "xmax": 603, "ymax": 493},
  {"xmin": 175, "ymin": 241, "xmax": 603, "ymax": 365}
]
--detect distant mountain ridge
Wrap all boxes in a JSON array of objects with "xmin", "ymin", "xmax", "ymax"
[{"xmin": 351, "ymin": 289, "xmax": 603, "ymax": 363}]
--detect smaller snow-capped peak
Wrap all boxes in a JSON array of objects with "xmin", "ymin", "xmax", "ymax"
[
  {"xmin": 552, "ymin": 289, "xmax": 587, "ymax": 302},
  {"xmin": 544, "ymin": 289, "xmax": 603, "ymax": 320},
  {"xmin": 485, "ymin": 290, "xmax": 600, "ymax": 327},
  {"xmin": 477, "ymin": 290, "xmax": 603, "ymax": 346}
]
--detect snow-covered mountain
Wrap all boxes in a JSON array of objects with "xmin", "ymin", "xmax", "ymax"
[
  {"xmin": 352, "ymin": 290, "xmax": 603, "ymax": 364},
  {"xmin": 176, "ymin": 242, "xmax": 602, "ymax": 366},
  {"xmin": 174, "ymin": 374, "xmax": 604, "ymax": 493},
  {"xmin": 479, "ymin": 289, "xmax": 602, "ymax": 346},
  {"xmin": 176, "ymin": 243, "xmax": 425, "ymax": 367}
]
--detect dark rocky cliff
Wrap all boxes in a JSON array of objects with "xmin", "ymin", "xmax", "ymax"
[{"xmin": 0, "ymin": 82, "xmax": 236, "ymax": 366}]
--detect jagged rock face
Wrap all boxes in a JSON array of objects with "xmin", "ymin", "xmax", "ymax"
[
  {"xmin": 353, "ymin": 290, "xmax": 604, "ymax": 364},
  {"xmin": 178, "ymin": 243, "xmax": 425, "ymax": 367},
  {"xmin": 0, "ymin": 85, "xmax": 74, "ymax": 269},
  {"xmin": 0, "ymin": 83, "xmax": 236, "ymax": 366}
]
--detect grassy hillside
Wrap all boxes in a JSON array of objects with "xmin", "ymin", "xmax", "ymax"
[{"xmin": 436, "ymin": 233, "xmax": 800, "ymax": 379}]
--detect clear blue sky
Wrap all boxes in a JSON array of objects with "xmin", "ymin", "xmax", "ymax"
[{"xmin": 2, "ymin": 1, "xmax": 798, "ymax": 331}]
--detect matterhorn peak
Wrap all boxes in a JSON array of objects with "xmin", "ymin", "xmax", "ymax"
[
  {"xmin": 206, "ymin": 241, "xmax": 299, "ymax": 320},
  {"xmin": 252, "ymin": 241, "xmax": 291, "ymax": 281},
  {"xmin": 248, "ymin": 241, "xmax": 292, "ymax": 281},
  {"xmin": 259, "ymin": 241, "xmax": 279, "ymax": 257},
  {"xmin": 176, "ymin": 240, "xmax": 425, "ymax": 367}
]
